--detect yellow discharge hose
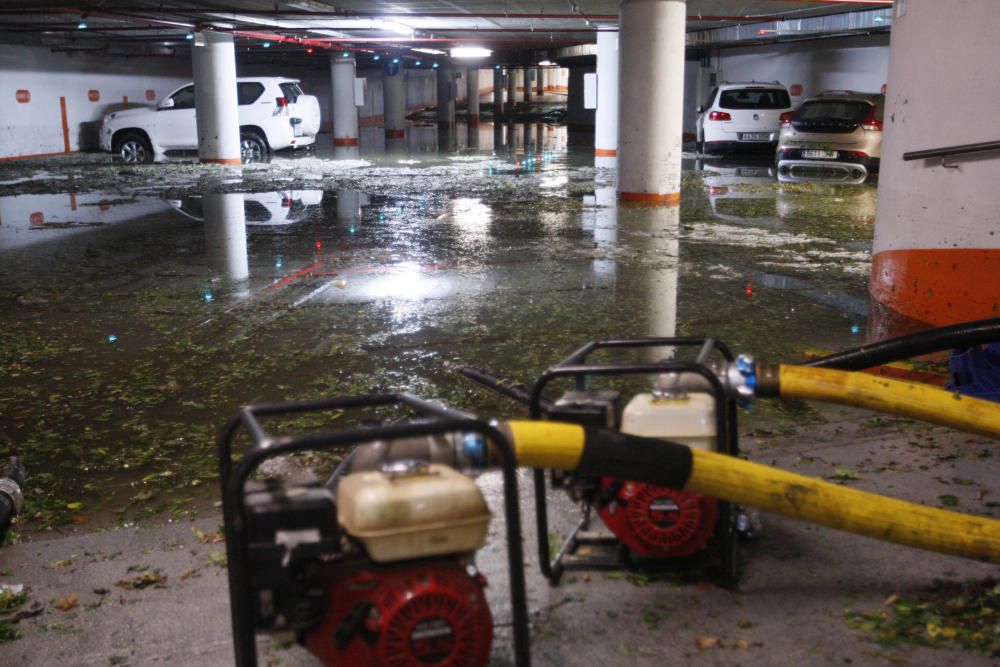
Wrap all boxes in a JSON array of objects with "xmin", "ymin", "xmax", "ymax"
[
  {"xmin": 502, "ymin": 420, "xmax": 1000, "ymax": 563},
  {"xmin": 688, "ymin": 448, "xmax": 999, "ymax": 562},
  {"xmin": 777, "ymin": 364, "xmax": 1000, "ymax": 439}
]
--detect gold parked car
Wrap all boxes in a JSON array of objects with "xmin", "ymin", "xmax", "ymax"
[{"xmin": 775, "ymin": 91, "xmax": 884, "ymax": 184}]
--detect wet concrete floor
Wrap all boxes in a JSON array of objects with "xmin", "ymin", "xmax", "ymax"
[{"xmin": 1, "ymin": 126, "xmax": 995, "ymax": 665}]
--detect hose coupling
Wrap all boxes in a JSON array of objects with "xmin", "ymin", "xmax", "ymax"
[{"xmin": 726, "ymin": 354, "xmax": 758, "ymax": 407}]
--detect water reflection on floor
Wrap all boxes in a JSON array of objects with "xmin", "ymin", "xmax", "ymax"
[{"xmin": 0, "ymin": 125, "xmax": 879, "ymax": 532}]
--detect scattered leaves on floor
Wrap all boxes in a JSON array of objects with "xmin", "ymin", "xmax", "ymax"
[
  {"xmin": 191, "ymin": 526, "xmax": 223, "ymax": 544},
  {"xmin": 846, "ymin": 577, "xmax": 1000, "ymax": 655},
  {"xmin": 206, "ymin": 551, "xmax": 227, "ymax": 568},
  {"xmin": 696, "ymin": 635, "xmax": 762, "ymax": 650},
  {"xmin": 115, "ymin": 568, "xmax": 168, "ymax": 590},
  {"xmin": 826, "ymin": 468, "xmax": 860, "ymax": 483},
  {"xmin": 54, "ymin": 593, "xmax": 78, "ymax": 611}
]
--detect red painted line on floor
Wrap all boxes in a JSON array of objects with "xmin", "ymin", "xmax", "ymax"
[
  {"xmin": 334, "ymin": 137, "xmax": 360, "ymax": 147},
  {"xmin": 262, "ymin": 260, "xmax": 324, "ymax": 293},
  {"xmin": 0, "ymin": 150, "xmax": 80, "ymax": 162},
  {"xmin": 59, "ymin": 96, "xmax": 70, "ymax": 153}
]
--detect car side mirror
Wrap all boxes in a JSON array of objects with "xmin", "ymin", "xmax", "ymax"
[
  {"xmin": 158, "ymin": 98, "xmax": 175, "ymax": 110},
  {"xmin": 696, "ymin": 105, "xmax": 704, "ymax": 114}
]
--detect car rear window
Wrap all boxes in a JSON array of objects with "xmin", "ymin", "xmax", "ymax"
[
  {"xmin": 279, "ymin": 82, "xmax": 303, "ymax": 104},
  {"xmin": 237, "ymin": 82, "xmax": 265, "ymax": 106},
  {"xmin": 797, "ymin": 100, "xmax": 872, "ymax": 123},
  {"xmin": 719, "ymin": 88, "xmax": 790, "ymax": 110}
]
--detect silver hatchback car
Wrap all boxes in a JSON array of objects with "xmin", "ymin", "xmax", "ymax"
[{"xmin": 775, "ymin": 91, "xmax": 884, "ymax": 183}]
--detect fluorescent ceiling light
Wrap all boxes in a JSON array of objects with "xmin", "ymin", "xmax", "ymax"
[
  {"xmin": 450, "ymin": 47, "xmax": 492, "ymax": 59},
  {"xmin": 538, "ymin": 60, "xmax": 556, "ymax": 66},
  {"xmin": 412, "ymin": 47, "xmax": 446, "ymax": 55}
]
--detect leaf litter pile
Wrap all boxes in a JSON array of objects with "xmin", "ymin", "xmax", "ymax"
[{"xmin": 846, "ymin": 578, "xmax": 1000, "ymax": 656}]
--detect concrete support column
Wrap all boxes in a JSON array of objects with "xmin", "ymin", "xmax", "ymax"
[
  {"xmin": 191, "ymin": 31, "xmax": 240, "ymax": 164},
  {"xmin": 382, "ymin": 62, "xmax": 406, "ymax": 140},
  {"xmin": 595, "ymin": 29, "xmax": 620, "ymax": 168},
  {"xmin": 871, "ymin": 0, "xmax": 1000, "ymax": 333},
  {"xmin": 330, "ymin": 53, "xmax": 360, "ymax": 157},
  {"xmin": 513, "ymin": 69, "xmax": 524, "ymax": 102},
  {"xmin": 565, "ymin": 66, "xmax": 595, "ymax": 131},
  {"xmin": 523, "ymin": 68, "xmax": 533, "ymax": 102},
  {"xmin": 506, "ymin": 69, "xmax": 517, "ymax": 113},
  {"xmin": 466, "ymin": 67, "xmax": 480, "ymax": 127},
  {"xmin": 203, "ymin": 193, "xmax": 248, "ymax": 281},
  {"xmin": 618, "ymin": 0, "xmax": 686, "ymax": 205},
  {"xmin": 493, "ymin": 68, "xmax": 504, "ymax": 117},
  {"xmin": 536, "ymin": 67, "xmax": 545, "ymax": 96},
  {"xmin": 436, "ymin": 67, "xmax": 455, "ymax": 127}
]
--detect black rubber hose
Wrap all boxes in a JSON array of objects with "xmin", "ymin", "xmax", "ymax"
[
  {"xmin": 0, "ymin": 495, "xmax": 13, "ymax": 543},
  {"xmin": 803, "ymin": 317, "xmax": 1000, "ymax": 371},
  {"xmin": 458, "ymin": 365, "xmax": 554, "ymax": 411},
  {"xmin": 0, "ymin": 457, "xmax": 24, "ymax": 545}
]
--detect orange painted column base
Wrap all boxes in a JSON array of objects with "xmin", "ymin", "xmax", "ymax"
[
  {"xmin": 618, "ymin": 191, "xmax": 681, "ymax": 206},
  {"xmin": 200, "ymin": 157, "xmax": 241, "ymax": 165},
  {"xmin": 333, "ymin": 137, "xmax": 359, "ymax": 147},
  {"xmin": 385, "ymin": 129, "xmax": 405, "ymax": 139},
  {"xmin": 595, "ymin": 148, "xmax": 617, "ymax": 158},
  {"xmin": 870, "ymin": 248, "xmax": 1000, "ymax": 326}
]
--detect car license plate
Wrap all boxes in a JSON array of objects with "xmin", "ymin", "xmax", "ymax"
[
  {"xmin": 803, "ymin": 149, "xmax": 838, "ymax": 159},
  {"xmin": 741, "ymin": 132, "xmax": 770, "ymax": 141}
]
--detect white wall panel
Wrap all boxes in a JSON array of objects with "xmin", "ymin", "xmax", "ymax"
[{"xmin": 0, "ymin": 45, "xmax": 190, "ymax": 159}]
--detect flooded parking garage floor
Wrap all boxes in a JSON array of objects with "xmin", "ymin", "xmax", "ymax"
[{"xmin": 1, "ymin": 128, "xmax": 997, "ymax": 665}]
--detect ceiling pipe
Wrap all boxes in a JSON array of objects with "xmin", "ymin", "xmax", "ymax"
[
  {"xmin": 0, "ymin": 8, "xmax": 618, "ymax": 20},
  {"xmin": 0, "ymin": 8, "xmax": 789, "ymax": 23}
]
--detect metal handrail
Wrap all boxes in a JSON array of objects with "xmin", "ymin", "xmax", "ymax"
[{"xmin": 903, "ymin": 140, "xmax": 1000, "ymax": 162}]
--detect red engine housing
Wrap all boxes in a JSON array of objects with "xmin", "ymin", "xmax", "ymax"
[
  {"xmin": 305, "ymin": 560, "xmax": 493, "ymax": 667},
  {"xmin": 597, "ymin": 478, "xmax": 718, "ymax": 558}
]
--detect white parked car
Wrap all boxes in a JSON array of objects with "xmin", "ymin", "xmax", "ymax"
[
  {"xmin": 696, "ymin": 82, "xmax": 792, "ymax": 155},
  {"xmin": 100, "ymin": 77, "xmax": 321, "ymax": 163},
  {"xmin": 169, "ymin": 191, "xmax": 325, "ymax": 225}
]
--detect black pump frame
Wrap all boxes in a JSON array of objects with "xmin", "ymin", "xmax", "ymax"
[
  {"xmin": 218, "ymin": 392, "xmax": 531, "ymax": 667},
  {"xmin": 527, "ymin": 337, "xmax": 741, "ymax": 585}
]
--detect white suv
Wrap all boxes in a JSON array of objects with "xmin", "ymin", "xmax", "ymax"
[
  {"xmin": 100, "ymin": 77, "xmax": 321, "ymax": 163},
  {"xmin": 696, "ymin": 82, "xmax": 792, "ymax": 155}
]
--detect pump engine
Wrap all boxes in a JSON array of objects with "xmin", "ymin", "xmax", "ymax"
[
  {"xmin": 553, "ymin": 381, "xmax": 723, "ymax": 560},
  {"xmin": 242, "ymin": 460, "xmax": 494, "ymax": 667}
]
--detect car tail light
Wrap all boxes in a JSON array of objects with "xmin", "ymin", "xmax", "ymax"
[
  {"xmin": 706, "ymin": 186, "xmax": 729, "ymax": 196},
  {"xmin": 779, "ymin": 111, "xmax": 793, "ymax": 127},
  {"xmin": 274, "ymin": 97, "xmax": 289, "ymax": 116},
  {"xmin": 276, "ymin": 97, "xmax": 288, "ymax": 107},
  {"xmin": 281, "ymin": 197, "xmax": 293, "ymax": 208},
  {"xmin": 708, "ymin": 111, "xmax": 732, "ymax": 122},
  {"xmin": 861, "ymin": 108, "xmax": 882, "ymax": 131},
  {"xmin": 843, "ymin": 151, "xmax": 870, "ymax": 159}
]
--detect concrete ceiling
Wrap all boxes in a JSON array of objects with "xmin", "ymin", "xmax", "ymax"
[{"xmin": 0, "ymin": 1, "xmax": 893, "ymax": 61}]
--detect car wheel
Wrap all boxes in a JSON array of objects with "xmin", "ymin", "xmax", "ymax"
[
  {"xmin": 240, "ymin": 131, "xmax": 269, "ymax": 163},
  {"xmin": 114, "ymin": 132, "xmax": 153, "ymax": 164}
]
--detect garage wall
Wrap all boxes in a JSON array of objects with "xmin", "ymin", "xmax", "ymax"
[
  {"xmin": 239, "ymin": 62, "xmax": 441, "ymax": 131},
  {"xmin": 714, "ymin": 34, "xmax": 890, "ymax": 103},
  {"xmin": 0, "ymin": 45, "xmax": 191, "ymax": 160}
]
